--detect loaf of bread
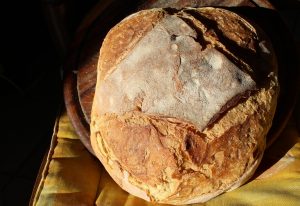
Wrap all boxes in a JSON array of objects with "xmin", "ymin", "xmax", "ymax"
[{"xmin": 90, "ymin": 7, "xmax": 279, "ymax": 204}]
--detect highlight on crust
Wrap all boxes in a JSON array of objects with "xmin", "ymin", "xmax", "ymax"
[{"xmin": 90, "ymin": 7, "xmax": 279, "ymax": 204}]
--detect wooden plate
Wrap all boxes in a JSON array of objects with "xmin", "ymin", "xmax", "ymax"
[{"xmin": 64, "ymin": 0, "xmax": 300, "ymax": 155}]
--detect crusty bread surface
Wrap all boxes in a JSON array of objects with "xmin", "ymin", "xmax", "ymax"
[{"xmin": 90, "ymin": 7, "xmax": 279, "ymax": 204}]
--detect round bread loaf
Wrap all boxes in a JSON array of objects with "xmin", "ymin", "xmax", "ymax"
[{"xmin": 90, "ymin": 7, "xmax": 279, "ymax": 204}]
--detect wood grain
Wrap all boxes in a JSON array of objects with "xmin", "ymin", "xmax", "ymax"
[{"xmin": 64, "ymin": 0, "xmax": 300, "ymax": 154}]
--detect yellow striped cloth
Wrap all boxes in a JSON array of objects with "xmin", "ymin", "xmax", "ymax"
[{"xmin": 30, "ymin": 111, "xmax": 300, "ymax": 206}]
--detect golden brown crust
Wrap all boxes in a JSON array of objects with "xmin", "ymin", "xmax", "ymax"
[
  {"xmin": 91, "ymin": 7, "xmax": 279, "ymax": 204},
  {"xmin": 98, "ymin": 9, "xmax": 165, "ymax": 81}
]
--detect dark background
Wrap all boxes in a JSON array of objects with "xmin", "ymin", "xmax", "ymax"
[
  {"xmin": 0, "ymin": 1, "xmax": 98, "ymax": 205},
  {"xmin": 0, "ymin": 0, "xmax": 299, "ymax": 205}
]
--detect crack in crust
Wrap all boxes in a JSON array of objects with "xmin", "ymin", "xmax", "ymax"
[{"xmin": 96, "ymin": 8, "xmax": 263, "ymax": 131}]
